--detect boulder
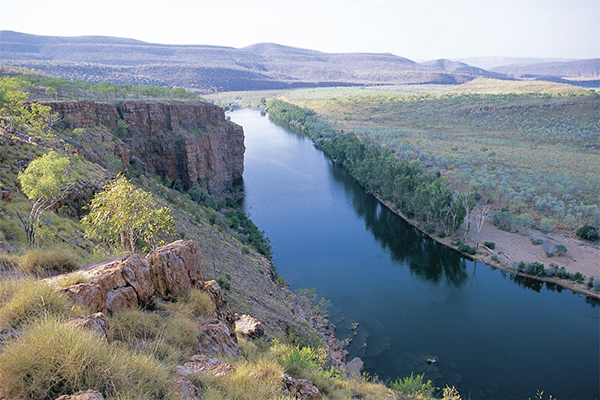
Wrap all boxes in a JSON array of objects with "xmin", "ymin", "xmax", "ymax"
[
  {"xmin": 177, "ymin": 354, "xmax": 235, "ymax": 377},
  {"xmin": 196, "ymin": 317, "xmax": 242, "ymax": 359},
  {"xmin": 282, "ymin": 374, "xmax": 322, "ymax": 400},
  {"xmin": 55, "ymin": 390, "xmax": 104, "ymax": 400},
  {"xmin": 168, "ymin": 375, "xmax": 202, "ymax": 400},
  {"xmin": 60, "ymin": 283, "xmax": 106, "ymax": 314},
  {"xmin": 235, "ymin": 314, "xmax": 265, "ymax": 340},
  {"xmin": 146, "ymin": 240, "xmax": 205, "ymax": 299},
  {"xmin": 63, "ymin": 312, "xmax": 111, "ymax": 342}
]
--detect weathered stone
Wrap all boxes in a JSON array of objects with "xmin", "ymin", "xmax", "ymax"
[
  {"xmin": 146, "ymin": 240, "xmax": 205, "ymax": 299},
  {"xmin": 106, "ymin": 286, "xmax": 138, "ymax": 313},
  {"xmin": 168, "ymin": 375, "xmax": 202, "ymax": 400},
  {"xmin": 235, "ymin": 314, "xmax": 265, "ymax": 340},
  {"xmin": 55, "ymin": 390, "xmax": 104, "ymax": 400},
  {"xmin": 60, "ymin": 283, "xmax": 107, "ymax": 314},
  {"xmin": 282, "ymin": 374, "xmax": 322, "ymax": 400},
  {"xmin": 63, "ymin": 313, "xmax": 111, "ymax": 342},
  {"xmin": 177, "ymin": 354, "xmax": 235, "ymax": 377},
  {"xmin": 196, "ymin": 317, "xmax": 242, "ymax": 359}
]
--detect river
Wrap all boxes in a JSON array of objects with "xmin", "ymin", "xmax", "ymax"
[{"xmin": 229, "ymin": 108, "xmax": 599, "ymax": 399}]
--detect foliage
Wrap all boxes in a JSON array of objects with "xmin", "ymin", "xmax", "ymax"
[
  {"xmin": 576, "ymin": 225, "xmax": 599, "ymax": 241},
  {"xmin": 457, "ymin": 243, "xmax": 477, "ymax": 255},
  {"xmin": 554, "ymin": 244, "xmax": 567, "ymax": 255},
  {"xmin": 18, "ymin": 151, "xmax": 102, "ymax": 246},
  {"xmin": 483, "ymin": 241, "xmax": 496, "ymax": 249},
  {"xmin": 224, "ymin": 208, "xmax": 272, "ymax": 258},
  {"xmin": 82, "ymin": 176, "xmax": 175, "ymax": 252},
  {"xmin": 390, "ymin": 372, "xmax": 434, "ymax": 396}
]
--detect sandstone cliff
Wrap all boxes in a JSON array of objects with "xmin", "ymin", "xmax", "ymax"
[{"xmin": 47, "ymin": 100, "xmax": 244, "ymax": 196}]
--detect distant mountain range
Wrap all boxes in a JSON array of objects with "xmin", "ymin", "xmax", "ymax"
[{"xmin": 1, "ymin": 31, "xmax": 598, "ymax": 92}]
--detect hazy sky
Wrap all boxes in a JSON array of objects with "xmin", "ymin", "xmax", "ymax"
[{"xmin": 1, "ymin": 0, "xmax": 598, "ymax": 60}]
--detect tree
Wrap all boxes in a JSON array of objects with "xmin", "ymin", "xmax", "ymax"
[
  {"xmin": 82, "ymin": 176, "xmax": 175, "ymax": 252},
  {"xmin": 18, "ymin": 151, "xmax": 98, "ymax": 246},
  {"xmin": 473, "ymin": 203, "xmax": 491, "ymax": 247}
]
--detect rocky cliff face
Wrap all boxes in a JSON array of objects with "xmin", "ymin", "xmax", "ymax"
[{"xmin": 47, "ymin": 100, "xmax": 244, "ymax": 196}]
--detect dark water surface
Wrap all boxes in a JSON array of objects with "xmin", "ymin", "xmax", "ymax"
[{"xmin": 230, "ymin": 108, "xmax": 600, "ymax": 399}]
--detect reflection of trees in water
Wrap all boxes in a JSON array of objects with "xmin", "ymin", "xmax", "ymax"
[{"xmin": 328, "ymin": 162, "xmax": 468, "ymax": 286}]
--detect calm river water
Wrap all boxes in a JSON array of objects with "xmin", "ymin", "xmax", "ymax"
[{"xmin": 230, "ymin": 108, "xmax": 600, "ymax": 399}]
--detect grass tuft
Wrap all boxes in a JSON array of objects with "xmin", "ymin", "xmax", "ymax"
[
  {"xmin": 0, "ymin": 318, "xmax": 169, "ymax": 400},
  {"xmin": 19, "ymin": 248, "xmax": 80, "ymax": 277}
]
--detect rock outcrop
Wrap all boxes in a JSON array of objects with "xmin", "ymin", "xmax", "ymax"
[{"xmin": 47, "ymin": 100, "xmax": 244, "ymax": 196}]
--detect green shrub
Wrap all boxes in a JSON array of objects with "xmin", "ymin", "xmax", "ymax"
[
  {"xmin": 458, "ymin": 244, "xmax": 477, "ymax": 255},
  {"xmin": 19, "ymin": 248, "xmax": 80, "ymax": 277},
  {"xmin": 588, "ymin": 277, "xmax": 594, "ymax": 288},
  {"xmin": 436, "ymin": 230, "xmax": 447, "ymax": 238},
  {"xmin": 0, "ymin": 318, "xmax": 169, "ymax": 399},
  {"xmin": 555, "ymin": 244, "xmax": 567, "ymax": 255},
  {"xmin": 483, "ymin": 241, "xmax": 496, "ymax": 249},
  {"xmin": 572, "ymin": 272, "xmax": 585, "ymax": 284},
  {"xmin": 539, "ymin": 218, "xmax": 553, "ymax": 233},
  {"xmin": 390, "ymin": 372, "xmax": 434, "ymax": 396},
  {"xmin": 424, "ymin": 225, "xmax": 435, "ymax": 234},
  {"xmin": 576, "ymin": 225, "xmax": 599, "ymax": 241},
  {"xmin": 217, "ymin": 277, "xmax": 231, "ymax": 291},
  {"xmin": 593, "ymin": 279, "xmax": 600, "ymax": 291},
  {"xmin": 492, "ymin": 210, "xmax": 514, "ymax": 231}
]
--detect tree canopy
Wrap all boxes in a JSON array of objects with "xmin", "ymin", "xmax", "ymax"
[{"xmin": 82, "ymin": 176, "xmax": 175, "ymax": 252}]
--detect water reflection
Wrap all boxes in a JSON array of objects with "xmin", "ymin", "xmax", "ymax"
[{"xmin": 328, "ymin": 161, "xmax": 469, "ymax": 286}]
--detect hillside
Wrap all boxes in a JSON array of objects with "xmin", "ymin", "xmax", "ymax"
[{"xmin": 1, "ymin": 31, "xmax": 504, "ymax": 92}]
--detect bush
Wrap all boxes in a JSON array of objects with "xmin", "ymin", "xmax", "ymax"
[
  {"xmin": 555, "ymin": 244, "xmax": 567, "ymax": 255},
  {"xmin": 572, "ymin": 272, "xmax": 585, "ymax": 284},
  {"xmin": 458, "ymin": 244, "xmax": 477, "ymax": 255},
  {"xmin": 483, "ymin": 241, "xmax": 495, "ymax": 249},
  {"xmin": 539, "ymin": 219, "xmax": 553, "ymax": 233},
  {"xmin": 390, "ymin": 372, "xmax": 434, "ymax": 396},
  {"xmin": 492, "ymin": 211, "xmax": 513, "ymax": 231},
  {"xmin": 0, "ymin": 319, "xmax": 169, "ymax": 399},
  {"xmin": 19, "ymin": 248, "xmax": 80, "ymax": 277},
  {"xmin": 216, "ymin": 277, "xmax": 231, "ymax": 291},
  {"xmin": 436, "ymin": 230, "xmax": 446, "ymax": 238},
  {"xmin": 576, "ymin": 225, "xmax": 599, "ymax": 241},
  {"xmin": 588, "ymin": 277, "xmax": 594, "ymax": 288},
  {"xmin": 593, "ymin": 279, "xmax": 600, "ymax": 292},
  {"xmin": 178, "ymin": 288, "xmax": 216, "ymax": 317}
]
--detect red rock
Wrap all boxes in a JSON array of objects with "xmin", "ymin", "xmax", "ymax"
[{"xmin": 146, "ymin": 240, "xmax": 205, "ymax": 299}]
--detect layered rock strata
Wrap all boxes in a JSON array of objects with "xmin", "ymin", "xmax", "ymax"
[{"xmin": 47, "ymin": 100, "xmax": 244, "ymax": 196}]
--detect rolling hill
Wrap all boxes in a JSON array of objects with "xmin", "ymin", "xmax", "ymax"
[{"xmin": 0, "ymin": 31, "xmax": 503, "ymax": 92}]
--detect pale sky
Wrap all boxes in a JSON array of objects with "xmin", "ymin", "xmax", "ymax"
[{"xmin": 1, "ymin": 0, "xmax": 598, "ymax": 60}]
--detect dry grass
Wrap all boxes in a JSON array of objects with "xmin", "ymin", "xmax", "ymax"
[
  {"xmin": 18, "ymin": 247, "xmax": 81, "ymax": 277},
  {"xmin": 0, "ymin": 277, "xmax": 86, "ymax": 329},
  {"xmin": 0, "ymin": 318, "xmax": 169, "ymax": 400}
]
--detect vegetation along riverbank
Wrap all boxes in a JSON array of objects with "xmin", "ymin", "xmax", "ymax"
[{"xmin": 248, "ymin": 82, "xmax": 599, "ymax": 300}]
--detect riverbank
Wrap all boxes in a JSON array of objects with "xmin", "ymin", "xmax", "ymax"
[{"xmin": 375, "ymin": 195, "xmax": 600, "ymax": 300}]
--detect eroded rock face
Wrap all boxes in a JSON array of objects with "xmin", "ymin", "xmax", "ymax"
[{"xmin": 47, "ymin": 100, "xmax": 244, "ymax": 196}]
